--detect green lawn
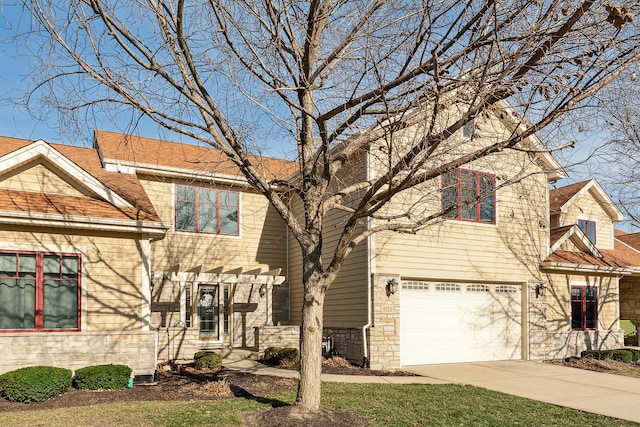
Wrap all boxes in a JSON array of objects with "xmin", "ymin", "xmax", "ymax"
[{"xmin": 0, "ymin": 383, "xmax": 636, "ymax": 427}]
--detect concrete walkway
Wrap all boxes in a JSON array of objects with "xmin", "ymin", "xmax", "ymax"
[{"xmin": 221, "ymin": 350, "xmax": 640, "ymax": 423}]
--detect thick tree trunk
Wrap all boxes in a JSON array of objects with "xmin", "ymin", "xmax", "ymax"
[
  {"xmin": 295, "ymin": 284, "xmax": 325, "ymax": 411},
  {"xmin": 294, "ymin": 245, "xmax": 326, "ymax": 412}
]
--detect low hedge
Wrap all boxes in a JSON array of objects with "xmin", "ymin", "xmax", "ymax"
[
  {"xmin": 611, "ymin": 349, "xmax": 633, "ymax": 363},
  {"xmin": 73, "ymin": 364, "xmax": 132, "ymax": 390},
  {"xmin": 581, "ymin": 350, "xmax": 614, "ymax": 360},
  {"xmin": 194, "ymin": 352, "xmax": 222, "ymax": 370},
  {"xmin": 263, "ymin": 347, "xmax": 300, "ymax": 366},
  {"xmin": 622, "ymin": 348, "xmax": 640, "ymax": 361},
  {"xmin": 0, "ymin": 366, "xmax": 72, "ymax": 403}
]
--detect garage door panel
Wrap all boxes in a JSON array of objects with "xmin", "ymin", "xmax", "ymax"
[{"xmin": 400, "ymin": 282, "xmax": 522, "ymax": 366}]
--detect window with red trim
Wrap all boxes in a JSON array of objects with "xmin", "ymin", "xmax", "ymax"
[
  {"xmin": 176, "ymin": 185, "xmax": 239, "ymax": 235},
  {"xmin": 578, "ymin": 219, "xmax": 596, "ymax": 244},
  {"xmin": 571, "ymin": 286, "xmax": 597, "ymax": 330},
  {"xmin": 442, "ymin": 168, "xmax": 495, "ymax": 223},
  {"xmin": 0, "ymin": 251, "xmax": 80, "ymax": 331}
]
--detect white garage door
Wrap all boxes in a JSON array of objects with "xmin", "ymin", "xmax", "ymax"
[{"xmin": 400, "ymin": 281, "xmax": 522, "ymax": 366}]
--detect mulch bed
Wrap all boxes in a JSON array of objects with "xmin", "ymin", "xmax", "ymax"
[{"xmin": 0, "ymin": 360, "xmax": 387, "ymax": 426}]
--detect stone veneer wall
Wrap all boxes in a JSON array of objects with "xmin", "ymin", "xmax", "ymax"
[
  {"xmin": 156, "ymin": 327, "xmax": 226, "ymax": 361},
  {"xmin": 368, "ymin": 274, "xmax": 401, "ymax": 370},
  {"xmin": 322, "ymin": 327, "xmax": 364, "ymax": 365},
  {"xmin": 620, "ymin": 278, "xmax": 640, "ymax": 326},
  {"xmin": 254, "ymin": 326, "xmax": 300, "ymax": 357},
  {"xmin": 0, "ymin": 332, "xmax": 157, "ymax": 377},
  {"xmin": 541, "ymin": 330, "xmax": 623, "ymax": 360}
]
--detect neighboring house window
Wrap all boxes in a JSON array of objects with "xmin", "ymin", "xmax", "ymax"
[
  {"xmin": 571, "ymin": 286, "xmax": 597, "ymax": 330},
  {"xmin": 176, "ymin": 185, "xmax": 239, "ymax": 235},
  {"xmin": 578, "ymin": 219, "xmax": 596, "ymax": 244},
  {"xmin": 442, "ymin": 169, "xmax": 496, "ymax": 223},
  {"xmin": 462, "ymin": 120, "xmax": 474, "ymax": 138},
  {"xmin": 0, "ymin": 251, "xmax": 80, "ymax": 331}
]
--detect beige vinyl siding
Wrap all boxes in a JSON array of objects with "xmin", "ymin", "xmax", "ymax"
[
  {"xmin": 139, "ymin": 175, "xmax": 287, "ymax": 273},
  {"xmin": 0, "ymin": 162, "xmax": 90, "ymax": 197},
  {"xmin": 288, "ymin": 151, "xmax": 370, "ymax": 327},
  {"xmin": 544, "ymin": 272, "xmax": 619, "ymax": 332},
  {"xmin": 375, "ymin": 156, "xmax": 548, "ymax": 282},
  {"xmin": 0, "ymin": 226, "xmax": 146, "ymax": 332},
  {"xmin": 563, "ymin": 191, "xmax": 615, "ymax": 250}
]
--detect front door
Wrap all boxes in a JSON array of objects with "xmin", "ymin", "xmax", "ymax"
[{"xmin": 196, "ymin": 285, "xmax": 230, "ymax": 342}]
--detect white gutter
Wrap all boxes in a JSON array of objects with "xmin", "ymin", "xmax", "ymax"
[
  {"xmin": 361, "ymin": 150, "xmax": 374, "ymax": 367},
  {"xmin": 540, "ymin": 261, "xmax": 637, "ymax": 275},
  {"xmin": 0, "ymin": 210, "xmax": 170, "ymax": 237}
]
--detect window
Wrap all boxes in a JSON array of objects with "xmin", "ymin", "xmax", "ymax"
[
  {"xmin": 442, "ymin": 169, "xmax": 495, "ymax": 223},
  {"xmin": 578, "ymin": 219, "xmax": 596, "ymax": 244},
  {"xmin": 571, "ymin": 286, "xmax": 597, "ymax": 330},
  {"xmin": 0, "ymin": 251, "xmax": 80, "ymax": 331},
  {"xmin": 462, "ymin": 120, "xmax": 474, "ymax": 138},
  {"xmin": 176, "ymin": 185, "xmax": 239, "ymax": 235}
]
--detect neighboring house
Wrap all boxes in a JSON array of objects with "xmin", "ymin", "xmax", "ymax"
[{"xmin": 0, "ymin": 119, "xmax": 638, "ymax": 377}]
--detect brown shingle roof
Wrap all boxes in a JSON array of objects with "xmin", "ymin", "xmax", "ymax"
[
  {"xmin": 549, "ymin": 180, "xmax": 591, "ymax": 212},
  {"xmin": 0, "ymin": 189, "xmax": 159, "ymax": 222},
  {"xmin": 0, "ymin": 137, "xmax": 161, "ymax": 222},
  {"xmin": 549, "ymin": 225, "xmax": 574, "ymax": 247},
  {"xmin": 95, "ymin": 130, "xmax": 297, "ymax": 180},
  {"xmin": 617, "ymin": 233, "xmax": 640, "ymax": 251},
  {"xmin": 544, "ymin": 239, "xmax": 640, "ymax": 270}
]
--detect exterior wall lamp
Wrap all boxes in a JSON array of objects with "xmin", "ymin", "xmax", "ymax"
[
  {"xmin": 535, "ymin": 283, "xmax": 547, "ymax": 298},
  {"xmin": 259, "ymin": 284, "xmax": 267, "ymax": 298},
  {"xmin": 386, "ymin": 278, "xmax": 399, "ymax": 296}
]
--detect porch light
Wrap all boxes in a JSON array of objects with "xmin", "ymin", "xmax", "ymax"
[
  {"xmin": 386, "ymin": 278, "xmax": 399, "ymax": 296},
  {"xmin": 259, "ymin": 284, "xmax": 267, "ymax": 298},
  {"xmin": 535, "ymin": 283, "xmax": 547, "ymax": 298}
]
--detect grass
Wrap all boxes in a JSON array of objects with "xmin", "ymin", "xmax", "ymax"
[{"xmin": 0, "ymin": 383, "xmax": 637, "ymax": 427}]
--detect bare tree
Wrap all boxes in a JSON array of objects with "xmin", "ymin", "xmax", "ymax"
[{"xmin": 20, "ymin": 0, "xmax": 640, "ymax": 411}]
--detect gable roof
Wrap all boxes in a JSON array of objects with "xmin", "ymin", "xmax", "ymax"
[
  {"xmin": 0, "ymin": 136, "xmax": 165, "ymax": 232},
  {"xmin": 617, "ymin": 232, "xmax": 640, "ymax": 250},
  {"xmin": 549, "ymin": 179, "xmax": 624, "ymax": 221},
  {"xmin": 548, "ymin": 224, "xmax": 601, "ymax": 257},
  {"xmin": 94, "ymin": 130, "xmax": 297, "ymax": 182},
  {"xmin": 543, "ymin": 232, "xmax": 640, "ymax": 274}
]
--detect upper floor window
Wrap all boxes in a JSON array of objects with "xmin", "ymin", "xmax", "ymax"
[
  {"xmin": 176, "ymin": 185, "xmax": 239, "ymax": 235},
  {"xmin": 442, "ymin": 168, "xmax": 495, "ymax": 224},
  {"xmin": 0, "ymin": 251, "xmax": 80, "ymax": 331},
  {"xmin": 578, "ymin": 219, "xmax": 596, "ymax": 244},
  {"xmin": 571, "ymin": 286, "xmax": 597, "ymax": 331},
  {"xmin": 462, "ymin": 120, "xmax": 474, "ymax": 138}
]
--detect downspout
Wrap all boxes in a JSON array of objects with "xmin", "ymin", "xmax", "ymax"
[{"xmin": 361, "ymin": 150, "xmax": 373, "ymax": 368}]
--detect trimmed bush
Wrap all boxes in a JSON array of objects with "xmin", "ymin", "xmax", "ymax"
[
  {"xmin": 73, "ymin": 364, "xmax": 132, "ymax": 390},
  {"xmin": 612, "ymin": 349, "xmax": 634, "ymax": 363},
  {"xmin": 277, "ymin": 348, "xmax": 300, "ymax": 366},
  {"xmin": 581, "ymin": 350, "xmax": 614, "ymax": 360},
  {"xmin": 0, "ymin": 366, "xmax": 72, "ymax": 403},
  {"xmin": 194, "ymin": 352, "xmax": 222, "ymax": 370},
  {"xmin": 622, "ymin": 348, "xmax": 640, "ymax": 361},
  {"xmin": 263, "ymin": 347, "xmax": 282, "ymax": 364}
]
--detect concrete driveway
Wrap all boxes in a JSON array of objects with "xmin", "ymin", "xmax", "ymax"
[{"xmin": 403, "ymin": 361, "xmax": 640, "ymax": 423}]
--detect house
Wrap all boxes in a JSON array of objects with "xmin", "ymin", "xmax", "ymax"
[
  {"xmin": 0, "ymin": 117, "xmax": 638, "ymax": 377},
  {"xmin": 0, "ymin": 131, "xmax": 293, "ymax": 380}
]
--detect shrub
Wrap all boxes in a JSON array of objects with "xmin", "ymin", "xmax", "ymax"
[
  {"xmin": 277, "ymin": 348, "xmax": 300, "ymax": 366},
  {"xmin": 194, "ymin": 352, "xmax": 222, "ymax": 370},
  {"xmin": 73, "ymin": 364, "xmax": 132, "ymax": 390},
  {"xmin": 263, "ymin": 347, "xmax": 282, "ymax": 364},
  {"xmin": 581, "ymin": 350, "xmax": 614, "ymax": 360},
  {"xmin": 622, "ymin": 348, "xmax": 640, "ymax": 361},
  {"xmin": 0, "ymin": 366, "xmax": 72, "ymax": 403},
  {"xmin": 612, "ymin": 349, "xmax": 633, "ymax": 363}
]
